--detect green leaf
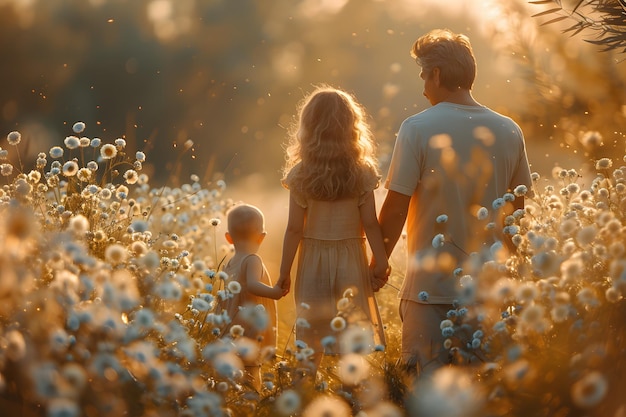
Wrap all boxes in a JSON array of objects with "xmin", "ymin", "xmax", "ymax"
[
  {"xmin": 562, "ymin": 21, "xmax": 590, "ymax": 37},
  {"xmin": 531, "ymin": 7, "xmax": 563, "ymax": 17},
  {"xmin": 571, "ymin": 0, "xmax": 585, "ymax": 14},
  {"xmin": 540, "ymin": 15, "xmax": 570, "ymax": 25}
]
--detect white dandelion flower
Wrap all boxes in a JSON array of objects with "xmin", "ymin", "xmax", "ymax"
[
  {"xmin": 100, "ymin": 144, "xmax": 118, "ymax": 159},
  {"xmin": 339, "ymin": 325, "xmax": 374, "ymax": 354},
  {"xmin": 338, "ymin": 353, "xmax": 370, "ymax": 386},
  {"xmin": 79, "ymin": 137, "xmax": 90, "ymax": 147},
  {"xmin": 116, "ymin": 184, "xmax": 129, "ymax": 199},
  {"xmin": 503, "ymin": 192, "xmax": 515, "ymax": 202},
  {"xmin": 229, "ymin": 324, "xmax": 245, "ymax": 338},
  {"xmin": 7, "ymin": 131, "xmax": 21, "ymax": 145},
  {"xmin": 68, "ymin": 214, "xmax": 90, "ymax": 235},
  {"xmin": 567, "ymin": 183, "xmax": 580, "ymax": 194},
  {"xmin": 296, "ymin": 317, "xmax": 311, "ymax": 329},
  {"xmin": 440, "ymin": 320, "xmax": 454, "ymax": 330},
  {"xmin": 571, "ymin": 372, "xmax": 608, "ymax": 409},
  {"xmin": 227, "ymin": 280, "xmax": 241, "ymax": 294},
  {"xmin": 321, "ymin": 335, "xmax": 336, "ymax": 349},
  {"xmin": 191, "ymin": 297, "xmax": 211, "ymax": 312},
  {"xmin": 520, "ymin": 304, "xmax": 545, "ymax": 326},
  {"xmin": 436, "ymin": 214, "xmax": 448, "ymax": 223},
  {"xmin": 432, "ymin": 233, "xmax": 445, "ymax": 248},
  {"xmin": 77, "ymin": 168, "xmax": 91, "ymax": 182},
  {"xmin": 330, "ymin": 316, "xmax": 346, "ymax": 332},
  {"xmin": 595, "ymin": 158, "xmax": 612, "ymax": 170},
  {"xmin": 0, "ymin": 163, "xmax": 13, "ymax": 176},
  {"xmin": 515, "ymin": 283, "xmax": 537, "ymax": 303},
  {"xmin": 550, "ymin": 304, "xmax": 569, "ymax": 323},
  {"xmin": 62, "ymin": 161, "xmax": 79, "ymax": 177},
  {"xmin": 72, "ymin": 121, "xmax": 86, "ymax": 133},
  {"xmin": 124, "ymin": 169, "xmax": 138, "ymax": 184},
  {"xmin": 115, "ymin": 138, "xmax": 127, "ymax": 147},
  {"xmin": 476, "ymin": 206, "xmax": 489, "ymax": 220},
  {"xmin": 86, "ymin": 161, "xmax": 98, "ymax": 171},
  {"xmin": 576, "ymin": 225, "xmax": 597, "ymax": 246},
  {"xmin": 302, "ymin": 395, "xmax": 351, "ymax": 417},
  {"xmin": 64, "ymin": 136, "xmax": 80, "ymax": 149},
  {"xmin": 135, "ymin": 151, "xmax": 146, "ymax": 162},
  {"xmin": 410, "ymin": 367, "xmax": 484, "ymax": 417},
  {"xmin": 105, "ymin": 243, "xmax": 128, "ymax": 265},
  {"xmin": 100, "ymin": 188, "xmax": 112, "ymax": 199},
  {"xmin": 212, "ymin": 352, "xmax": 243, "ymax": 379},
  {"xmin": 90, "ymin": 138, "xmax": 101, "ymax": 147},
  {"xmin": 276, "ymin": 389, "xmax": 301, "ymax": 416},
  {"xmin": 513, "ymin": 184, "xmax": 528, "ymax": 197},
  {"xmin": 492, "ymin": 197, "xmax": 505, "ymax": 209}
]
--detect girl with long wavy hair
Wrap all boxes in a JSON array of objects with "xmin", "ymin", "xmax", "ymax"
[{"xmin": 277, "ymin": 85, "xmax": 388, "ymax": 374}]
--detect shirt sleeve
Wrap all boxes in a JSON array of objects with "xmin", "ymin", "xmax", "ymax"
[
  {"xmin": 509, "ymin": 125, "xmax": 534, "ymax": 198},
  {"xmin": 282, "ymin": 164, "xmax": 308, "ymax": 208},
  {"xmin": 358, "ymin": 165, "xmax": 381, "ymax": 205},
  {"xmin": 384, "ymin": 118, "xmax": 421, "ymax": 197}
]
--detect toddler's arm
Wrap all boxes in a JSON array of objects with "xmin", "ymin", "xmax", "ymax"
[{"xmin": 243, "ymin": 255, "xmax": 283, "ymax": 300}]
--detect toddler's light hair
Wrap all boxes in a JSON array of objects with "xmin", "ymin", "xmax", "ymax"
[{"xmin": 226, "ymin": 203, "xmax": 265, "ymax": 239}]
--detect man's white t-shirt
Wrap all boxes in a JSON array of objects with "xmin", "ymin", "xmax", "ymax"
[{"xmin": 385, "ymin": 102, "xmax": 533, "ymax": 304}]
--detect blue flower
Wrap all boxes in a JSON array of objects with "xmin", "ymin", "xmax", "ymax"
[
  {"xmin": 492, "ymin": 197, "xmax": 505, "ymax": 209},
  {"xmin": 432, "ymin": 233, "xmax": 445, "ymax": 248},
  {"xmin": 442, "ymin": 327, "xmax": 455, "ymax": 337},
  {"xmin": 72, "ymin": 121, "xmax": 86, "ymax": 133}
]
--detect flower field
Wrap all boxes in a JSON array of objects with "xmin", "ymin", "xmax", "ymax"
[{"xmin": 0, "ymin": 123, "xmax": 624, "ymax": 417}]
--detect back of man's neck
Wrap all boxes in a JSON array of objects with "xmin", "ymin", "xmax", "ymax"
[{"xmin": 441, "ymin": 90, "xmax": 480, "ymax": 107}]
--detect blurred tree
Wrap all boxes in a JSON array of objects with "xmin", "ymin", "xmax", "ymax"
[
  {"xmin": 531, "ymin": 0, "xmax": 626, "ymax": 54},
  {"xmin": 483, "ymin": 0, "xmax": 626, "ymax": 170}
]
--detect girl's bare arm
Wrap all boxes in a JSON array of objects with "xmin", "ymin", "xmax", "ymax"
[
  {"xmin": 360, "ymin": 191, "xmax": 389, "ymax": 276},
  {"xmin": 277, "ymin": 193, "xmax": 306, "ymax": 293}
]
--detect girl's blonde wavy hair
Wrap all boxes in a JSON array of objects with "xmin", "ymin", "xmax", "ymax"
[{"xmin": 282, "ymin": 85, "xmax": 380, "ymax": 201}]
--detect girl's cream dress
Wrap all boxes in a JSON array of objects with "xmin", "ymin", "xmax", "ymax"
[{"xmin": 291, "ymin": 191, "xmax": 386, "ymax": 355}]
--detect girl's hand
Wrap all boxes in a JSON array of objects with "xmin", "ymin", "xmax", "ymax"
[
  {"xmin": 370, "ymin": 264, "xmax": 390, "ymax": 292},
  {"xmin": 277, "ymin": 274, "xmax": 291, "ymax": 294}
]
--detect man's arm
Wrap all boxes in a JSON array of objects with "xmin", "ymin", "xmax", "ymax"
[{"xmin": 378, "ymin": 190, "xmax": 411, "ymax": 257}]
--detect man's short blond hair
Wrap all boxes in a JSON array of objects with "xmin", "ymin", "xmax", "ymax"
[
  {"xmin": 226, "ymin": 203, "xmax": 265, "ymax": 239},
  {"xmin": 411, "ymin": 28, "xmax": 476, "ymax": 91}
]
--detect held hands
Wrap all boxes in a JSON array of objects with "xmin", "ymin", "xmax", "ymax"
[
  {"xmin": 276, "ymin": 274, "xmax": 291, "ymax": 296},
  {"xmin": 370, "ymin": 262, "xmax": 391, "ymax": 292}
]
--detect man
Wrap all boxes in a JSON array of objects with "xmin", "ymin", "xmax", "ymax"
[{"xmin": 378, "ymin": 28, "xmax": 533, "ymax": 375}]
